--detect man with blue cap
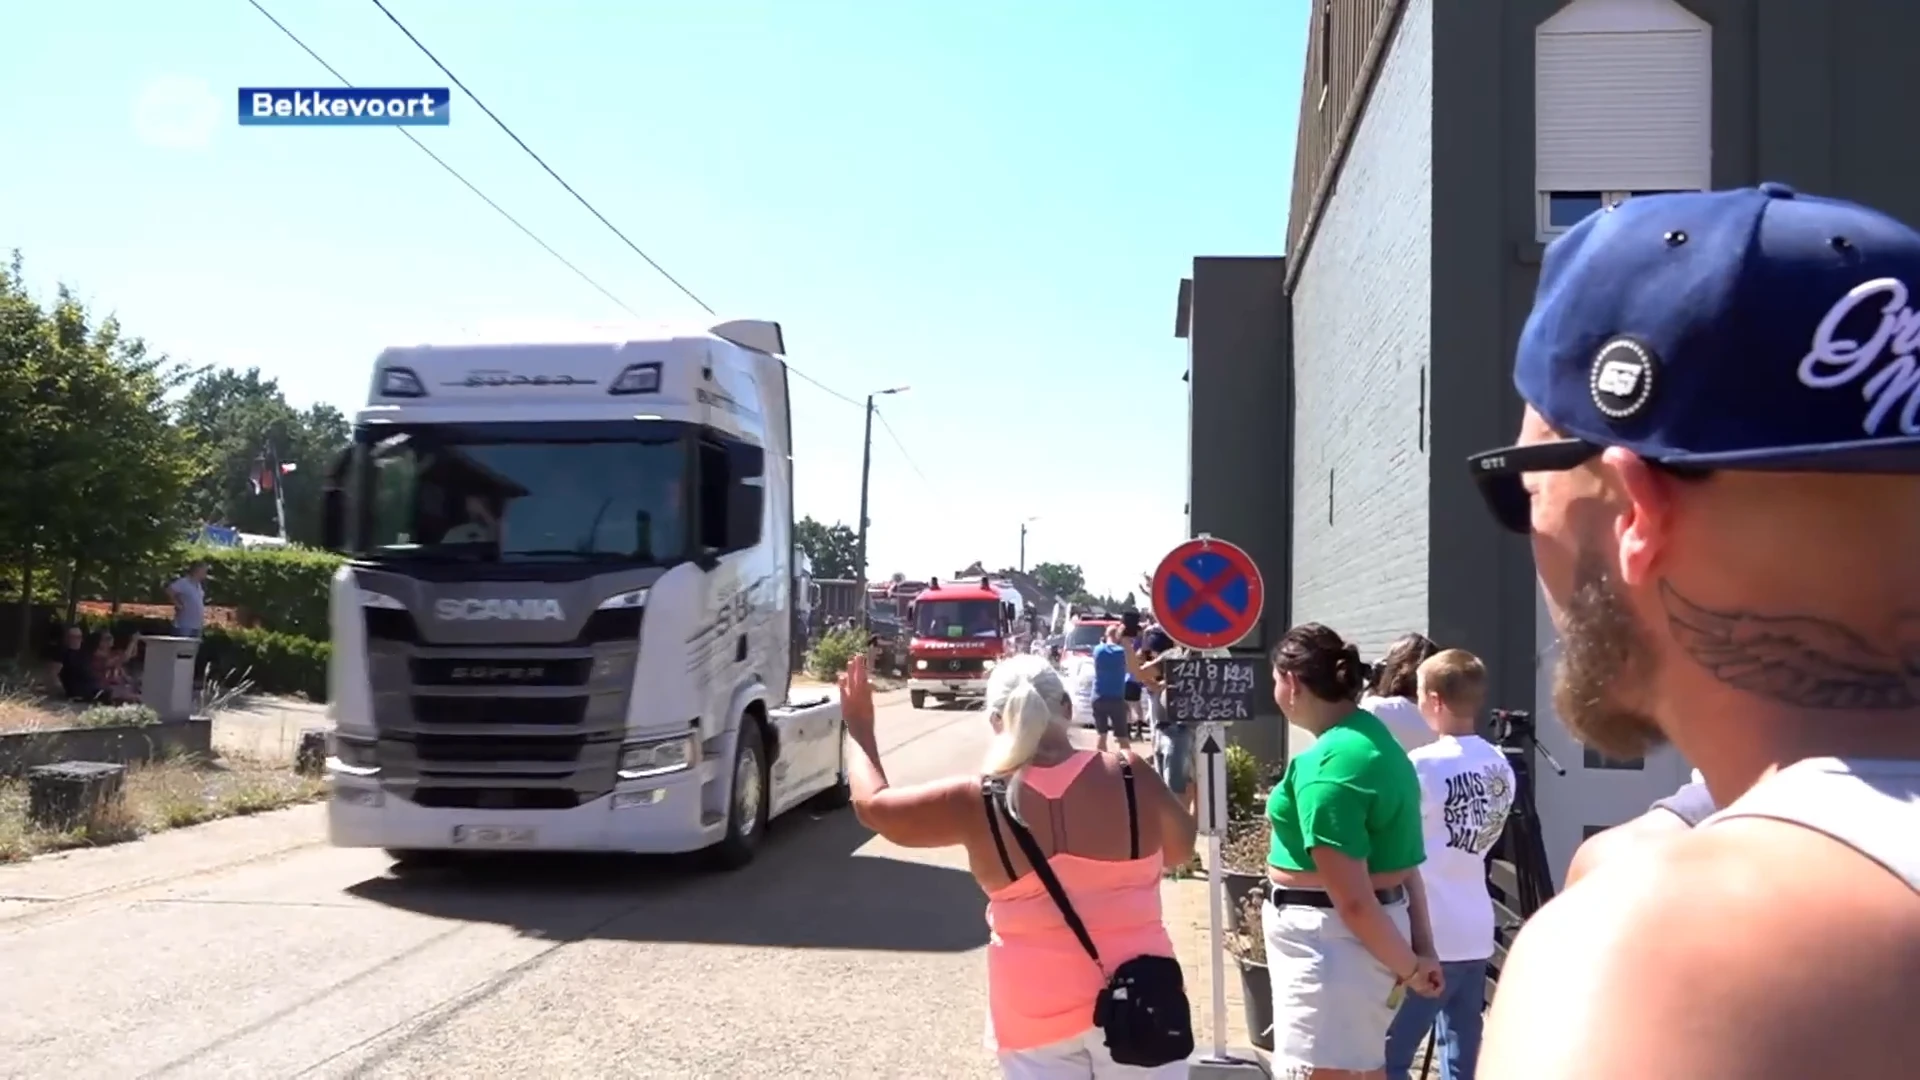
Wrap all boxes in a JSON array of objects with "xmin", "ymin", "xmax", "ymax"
[{"xmin": 1468, "ymin": 184, "xmax": 1920, "ymax": 1079}]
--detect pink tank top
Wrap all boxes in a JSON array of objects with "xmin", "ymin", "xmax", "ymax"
[{"xmin": 980, "ymin": 752, "xmax": 1175, "ymax": 1052}]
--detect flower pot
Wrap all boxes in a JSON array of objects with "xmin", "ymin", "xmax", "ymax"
[
  {"xmin": 1234, "ymin": 953, "xmax": 1275, "ymax": 1052},
  {"xmin": 1223, "ymin": 869, "xmax": 1265, "ymax": 908}
]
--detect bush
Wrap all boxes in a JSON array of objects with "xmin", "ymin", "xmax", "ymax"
[
  {"xmin": 145, "ymin": 546, "xmax": 344, "ymax": 640},
  {"xmin": 198, "ymin": 626, "xmax": 330, "ymax": 703},
  {"xmin": 77, "ymin": 703, "xmax": 159, "ymax": 728},
  {"xmin": 807, "ymin": 626, "xmax": 867, "ymax": 680},
  {"xmin": 73, "ymin": 613, "xmax": 330, "ymax": 703},
  {"xmin": 1225, "ymin": 743, "xmax": 1262, "ymax": 821}
]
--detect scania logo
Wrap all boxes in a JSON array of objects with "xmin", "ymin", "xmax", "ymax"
[{"xmin": 434, "ymin": 598, "xmax": 566, "ymax": 622}]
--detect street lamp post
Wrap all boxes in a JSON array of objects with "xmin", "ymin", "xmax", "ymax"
[
  {"xmin": 1019, "ymin": 515, "xmax": 1040, "ymax": 573},
  {"xmin": 855, "ymin": 386, "xmax": 910, "ymax": 631}
]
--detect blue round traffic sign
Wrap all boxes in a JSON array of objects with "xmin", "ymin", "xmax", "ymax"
[{"xmin": 1150, "ymin": 537, "xmax": 1265, "ymax": 651}]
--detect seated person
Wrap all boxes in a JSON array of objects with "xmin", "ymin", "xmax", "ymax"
[
  {"xmin": 56, "ymin": 626, "xmax": 102, "ymax": 702},
  {"xmin": 92, "ymin": 630, "xmax": 143, "ymax": 704},
  {"xmin": 441, "ymin": 495, "xmax": 500, "ymax": 544}
]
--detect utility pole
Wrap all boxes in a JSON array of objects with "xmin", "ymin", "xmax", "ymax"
[
  {"xmin": 1019, "ymin": 515, "xmax": 1039, "ymax": 573},
  {"xmin": 854, "ymin": 386, "xmax": 909, "ymax": 632}
]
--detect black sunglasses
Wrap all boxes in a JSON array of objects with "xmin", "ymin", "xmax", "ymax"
[{"xmin": 1465, "ymin": 439, "xmax": 1708, "ymax": 534}]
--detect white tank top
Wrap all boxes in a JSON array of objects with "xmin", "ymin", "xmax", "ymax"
[{"xmin": 1702, "ymin": 756, "xmax": 1920, "ymax": 890}]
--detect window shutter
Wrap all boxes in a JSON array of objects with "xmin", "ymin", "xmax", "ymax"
[{"xmin": 1535, "ymin": 28, "xmax": 1710, "ymax": 193}]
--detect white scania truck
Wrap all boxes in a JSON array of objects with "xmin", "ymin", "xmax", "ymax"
[{"xmin": 317, "ymin": 319, "xmax": 848, "ymax": 869}]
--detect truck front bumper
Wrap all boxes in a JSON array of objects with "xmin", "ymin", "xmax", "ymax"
[
  {"xmin": 907, "ymin": 676, "xmax": 989, "ymax": 698},
  {"xmin": 326, "ymin": 759, "xmax": 725, "ymax": 855}
]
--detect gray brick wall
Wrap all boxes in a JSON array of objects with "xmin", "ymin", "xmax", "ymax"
[{"xmin": 1288, "ymin": 0, "xmax": 1432, "ymax": 662}]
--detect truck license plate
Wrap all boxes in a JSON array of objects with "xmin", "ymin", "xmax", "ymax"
[{"xmin": 450, "ymin": 825, "xmax": 537, "ymax": 847}]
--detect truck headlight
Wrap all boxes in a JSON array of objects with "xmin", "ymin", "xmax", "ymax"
[
  {"xmin": 983, "ymin": 659, "xmax": 997, "ymax": 671},
  {"xmin": 915, "ymin": 659, "xmax": 928, "ymax": 670},
  {"xmin": 618, "ymin": 736, "xmax": 696, "ymax": 780}
]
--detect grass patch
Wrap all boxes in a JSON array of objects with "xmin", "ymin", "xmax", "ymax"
[{"xmin": 0, "ymin": 753, "xmax": 324, "ymax": 863}]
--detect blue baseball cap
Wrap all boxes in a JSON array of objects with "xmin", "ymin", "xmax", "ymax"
[{"xmin": 1468, "ymin": 183, "xmax": 1920, "ymax": 532}]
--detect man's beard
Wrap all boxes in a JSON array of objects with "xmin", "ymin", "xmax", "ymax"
[{"xmin": 1552, "ymin": 548, "xmax": 1668, "ymax": 761}]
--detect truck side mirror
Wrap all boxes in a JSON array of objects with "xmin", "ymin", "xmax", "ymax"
[{"xmin": 319, "ymin": 448, "xmax": 352, "ymax": 552}]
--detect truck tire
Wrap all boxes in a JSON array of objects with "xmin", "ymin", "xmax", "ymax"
[
  {"xmin": 910, "ymin": 690, "xmax": 927, "ymax": 710},
  {"xmin": 708, "ymin": 718, "xmax": 769, "ymax": 871},
  {"xmin": 807, "ymin": 725, "xmax": 852, "ymax": 811}
]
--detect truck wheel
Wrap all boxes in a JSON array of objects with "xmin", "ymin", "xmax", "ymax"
[
  {"xmin": 708, "ymin": 718, "xmax": 769, "ymax": 871},
  {"xmin": 910, "ymin": 690, "xmax": 927, "ymax": 709}
]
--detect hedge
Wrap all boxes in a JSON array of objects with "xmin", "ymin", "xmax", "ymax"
[
  {"xmin": 76, "ymin": 612, "xmax": 330, "ymax": 703},
  {"xmin": 145, "ymin": 546, "xmax": 345, "ymax": 641}
]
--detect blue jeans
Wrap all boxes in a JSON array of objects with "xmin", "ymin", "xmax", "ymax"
[
  {"xmin": 1384, "ymin": 958, "xmax": 1487, "ymax": 1080},
  {"xmin": 1155, "ymin": 722, "xmax": 1193, "ymax": 791}
]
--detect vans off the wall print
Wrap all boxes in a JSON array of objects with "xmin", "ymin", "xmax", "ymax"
[{"xmin": 1442, "ymin": 765, "xmax": 1515, "ymax": 855}]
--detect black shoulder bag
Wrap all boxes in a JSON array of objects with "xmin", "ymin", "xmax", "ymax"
[{"xmin": 982, "ymin": 760, "xmax": 1195, "ymax": 1067}]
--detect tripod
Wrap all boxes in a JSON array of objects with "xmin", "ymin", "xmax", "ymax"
[{"xmin": 1416, "ymin": 708, "xmax": 1565, "ymax": 1080}]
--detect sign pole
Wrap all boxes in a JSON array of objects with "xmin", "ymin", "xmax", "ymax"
[{"xmin": 1152, "ymin": 533, "xmax": 1270, "ymax": 1076}]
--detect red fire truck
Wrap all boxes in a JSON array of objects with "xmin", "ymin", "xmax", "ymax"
[{"xmin": 905, "ymin": 577, "xmax": 1014, "ymax": 709}]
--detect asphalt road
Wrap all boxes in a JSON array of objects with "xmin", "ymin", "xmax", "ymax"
[{"xmin": 0, "ymin": 692, "xmax": 1006, "ymax": 1080}]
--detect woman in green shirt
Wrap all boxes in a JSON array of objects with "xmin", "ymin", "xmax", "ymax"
[{"xmin": 1264, "ymin": 622, "xmax": 1443, "ymax": 1078}]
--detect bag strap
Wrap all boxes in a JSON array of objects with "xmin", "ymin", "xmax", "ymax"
[
  {"xmin": 1121, "ymin": 757, "xmax": 1139, "ymax": 859},
  {"xmin": 992, "ymin": 781, "xmax": 1103, "ymax": 969},
  {"xmin": 980, "ymin": 777, "xmax": 1017, "ymax": 879}
]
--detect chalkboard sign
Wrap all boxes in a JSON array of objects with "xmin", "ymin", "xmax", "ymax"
[{"xmin": 1165, "ymin": 656, "xmax": 1260, "ymax": 723}]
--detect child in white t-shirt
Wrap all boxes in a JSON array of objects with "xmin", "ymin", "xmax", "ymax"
[{"xmin": 1384, "ymin": 649, "xmax": 1515, "ymax": 1080}]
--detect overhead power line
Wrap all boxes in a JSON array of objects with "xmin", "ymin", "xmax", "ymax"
[
  {"xmin": 244, "ymin": 0, "xmax": 641, "ymax": 320},
  {"xmin": 369, "ymin": 0, "xmax": 715, "ymax": 316},
  {"xmin": 873, "ymin": 406, "xmax": 928, "ymax": 483}
]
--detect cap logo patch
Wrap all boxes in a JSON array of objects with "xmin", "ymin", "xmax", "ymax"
[
  {"xmin": 1798, "ymin": 276, "xmax": 1920, "ymax": 437},
  {"xmin": 1590, "ymin": 337, "xmax": 1657, "ymax": 420}
]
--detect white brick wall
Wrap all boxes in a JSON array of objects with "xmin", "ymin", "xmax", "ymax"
[{"xmin": 1289, "ymin": 0, "xmax": 1433, "ymax": 661}]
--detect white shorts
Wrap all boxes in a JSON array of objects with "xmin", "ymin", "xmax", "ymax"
[
  {"xmin": 1262, "ymin": 897, "xmax": 1410, "ymax": 1074},
  {"xmin": 997, "ymin": 1028, "xmax": 1190, "ymax": 1079}
]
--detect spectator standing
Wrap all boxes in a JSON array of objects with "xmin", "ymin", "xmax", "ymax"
[
  {"xmin": 838, "ymin": 654, "xmax": 1198, "ymax": 1077},
  {"xmin": 166, "ymin": 561, "xmax": 209, "ymax": 639},
  {"xmin": 1089, "ymin": 627, "xmax": 1132, "ymax": 754},
  {"xmin": 1264, "ymin": 622, "xmax": 1440, "ymax": 1076},
  {"xmin": 1384, "ymin": 650, "xmax": 1513, "ymax": 1080},
  {"xmin": 1361, "ymin": 633, "xmax": 1441, "ymax": 753},
  {"xmin": 1470, "ymin": 185, "xmax": 1920, "ymax": 1079}
]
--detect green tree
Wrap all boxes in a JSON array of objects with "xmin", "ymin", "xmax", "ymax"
[
  {"xmin": 1028, "ymin": 561, "xmax": 1086, "ymax": 600},
  {"xmin": 795, "ymin": 515, "xmax": 860, "ymax": 579},
  {"xmin": 177, "ymin": 367, "xmax": 350, "ymax": 546},
  {"xmin": 0, "ymin": 255, "xmax": 205, "ymax": 649}
]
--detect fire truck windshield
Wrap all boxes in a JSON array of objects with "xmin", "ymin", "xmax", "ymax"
[{"xmin": 915, "ymin": 599, "xmax": 1000, "ymax": 639}]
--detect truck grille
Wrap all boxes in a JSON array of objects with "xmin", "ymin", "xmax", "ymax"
[
  {"xmin": 363, "ymin": 605, "xmax": 642, "ymax": 809},
  {"xmin": 928, "ymin": 657, "xmax": 988, "ymax": 675}
]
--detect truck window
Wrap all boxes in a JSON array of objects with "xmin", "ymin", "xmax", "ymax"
[
  {"xmin": 697, "ymin": 432, "xmax": 766, "ymax": 555},
  {"xmin": 358, "ymin": 428, "xmax": 689, "ymax": 564},
  {"xmin": 915, "ymin": 600, "xmax": 1001, "ymax": 639}
]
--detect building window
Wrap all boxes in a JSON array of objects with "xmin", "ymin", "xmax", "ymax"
[
  {"xmin": 1534, "ymin": 0, "xmax": 1711, "ymax": 242},
  {"xmin": 1584, "ymin": 746, "xmax": 1644, "ymax": 771},
  {"xmin": 1538, "ymin": 189, "xmax": 1696, "ymax": 237}
]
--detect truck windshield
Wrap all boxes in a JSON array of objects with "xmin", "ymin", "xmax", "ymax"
[
  {"xmin": 1065, "ymin": 623, "xmax": 1110, "ymax": 651},
  {"xmin": 358, "ymin": 423, "xmax": 688, "ymax": 564},
  {"xmin": 915, "ymin": 600, "xmax": 1000, "ymax": 639}
]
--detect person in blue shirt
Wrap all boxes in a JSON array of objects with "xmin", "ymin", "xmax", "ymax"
[{"xmin": 1089, "ymin": 626, "xmax": 1132, "ymax": 753}]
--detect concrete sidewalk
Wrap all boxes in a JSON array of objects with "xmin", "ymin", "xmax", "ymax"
[
  {"xmin": 211, "ymin": 695, "xmax": 331, "ymax": 764},
  {"xmin": 1163, "ymin": 871, "xmax": 1262, "ymax": 1060}
]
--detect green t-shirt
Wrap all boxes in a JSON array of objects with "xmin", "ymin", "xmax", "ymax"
[{"xmin": 1267, "ymin": 709, "xmax": 1425, "ymax": 874}]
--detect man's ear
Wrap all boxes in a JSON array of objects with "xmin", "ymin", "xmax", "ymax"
[{"xmin": 1601, "ymin": 448, "xmax": 1675, "ymax": 586}]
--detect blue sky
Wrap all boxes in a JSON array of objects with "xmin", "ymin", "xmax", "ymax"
[{"xmin": 1, "ymin": 0, "xmax": 1303, "ymax": 599}]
